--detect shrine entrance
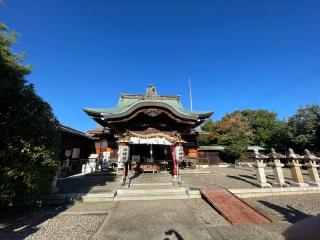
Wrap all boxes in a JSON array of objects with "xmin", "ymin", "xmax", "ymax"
[
  {"xmin": 130, "ymin": 144, "xmax": 172, "ymax": 162},
  {"xmin": 128, "ymin": 134, "xmax": 174, "ymax": 174}
]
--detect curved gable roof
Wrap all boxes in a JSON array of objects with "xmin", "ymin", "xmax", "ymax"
[{"xmin": 83, "ymin": 85, "xmax": 213, "ymax": 124}]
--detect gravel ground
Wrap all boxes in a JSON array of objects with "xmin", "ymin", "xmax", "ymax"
[
  {"xmin": 25, "ymin": 214, "xmax": 105, "ymax": 240},
  {"xmin": 244, "ymin": 193, "xmax": 320, "ymax": 223},
  {"xmin": 181, "ymin": 166, "xmax": 259, "ymax": 189},
  {"xmin": 0, "ymin": 206, "xmax": 65, "ymax": 240},
  {"xmin": 181, "ymin": 166, "xmax": 314, "ymax": 189},
  {"xmin": 0, "ymin": 204, "xmax": 107, "ymax": 240}
]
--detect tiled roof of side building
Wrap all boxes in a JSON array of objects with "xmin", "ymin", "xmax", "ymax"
[{"xmin": 59, "ymin": 124, "xmax": 91, "ymax": 138}]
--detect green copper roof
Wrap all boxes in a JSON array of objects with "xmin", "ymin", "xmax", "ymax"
[
  {"xmin": 84, "ymin": 85, "xmax": 212, "ymax": 120},
  {"xmin": 83, "ymin": 85, "xmax": 213, "ymax": 124}
]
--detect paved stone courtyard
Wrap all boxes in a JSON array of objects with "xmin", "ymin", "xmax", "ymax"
[
  {"xmin": 55, "ymin": 166, "xmax": 315, "ymax": 193},
  {"xmin": 1, "ymin": 166, "xmax": 319, "ymax": 239},
  {"xmin": 2, "ymin": 195, "xmax": 320, "ymax": 240}
]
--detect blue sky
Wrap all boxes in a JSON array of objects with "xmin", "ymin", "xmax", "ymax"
[{"xmin": 1, "ymin": 0, "xmax": 320, "ymax": 132}]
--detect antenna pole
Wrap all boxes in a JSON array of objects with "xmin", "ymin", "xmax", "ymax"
[{"xmin": 189, "ymin": 77, "xmax": 193, "ymax": 111}]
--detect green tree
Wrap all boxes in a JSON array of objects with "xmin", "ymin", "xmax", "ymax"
[
  {"xmin": 198, "ymin": 119, "xmax": 216, "ymax": 146},
  {"xmin": 229, "ymin": 109, "xmax": 280, "ymax": 148},
  {"xmin": 0, "ymin": 24, "xmax": 60, "ymax": 206},
  {"xmin": 269, "ymin": 120, "xmax": 291, "ymax": 151},
  {"xmin": 213, "ymin": 115, "xmax": 253, "ymax": 162},
  {"xmin": 287, "ymin": 104, "xmax": 320, "ymax": 152},
  {"xmin": 200, "ymin": 119, "xmax": 214, "ymax": 132}
]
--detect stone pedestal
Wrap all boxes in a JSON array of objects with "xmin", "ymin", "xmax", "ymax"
[
  {"xmin": 268, "ymin": 159, "xmax": 288, "ymax": 187},
  {"xmin": 253, "ymin": 160, "xmax": 271, "ymax": 188},
  {"xmin": 304, "ymin": 160, "xmax": 320, "ymax": 187},
  {"xmin": 287, "ymin": 160, "xmax": 309, "ymax": 187}
]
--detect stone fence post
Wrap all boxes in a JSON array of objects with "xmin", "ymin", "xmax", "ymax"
[
  {"xmin": 253, "ymin": 150, "xmax": 271, "ymax": 188},
  {"xmin": 303, "ymin": 149, "xmax": 320, "ymax": 187},
  {"xmin": 286, "ymin": 148, "xmax": 309, "ymax": 187},
  {"xmin": 268, "ymin": 148, "xmax": 288, "ymax": 187}
]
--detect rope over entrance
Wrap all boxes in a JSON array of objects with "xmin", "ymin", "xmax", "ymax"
[{"xmin": 128, "ymin": 131, "xmax": 177, "ymax": 145}]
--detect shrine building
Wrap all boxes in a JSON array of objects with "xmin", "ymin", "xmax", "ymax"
[{"xmin": 83, "ymin": 85, "xmax": 212, "ymax": 182}]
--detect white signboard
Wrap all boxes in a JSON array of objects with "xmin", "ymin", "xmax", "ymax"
[
  {"xmin": 102, "ymin": 151, "xmax": 111, "ymax": 169},
  {"xmin": 130, "ymin": 137, "xmax": 171, "ymax": 145},
  {"xmin": 118, "ymin": 145, "xmax": 130, "ymax": 163},
  {"xmin": 175, "ymin": 146, "xmax": 184, "ymax": 162}
]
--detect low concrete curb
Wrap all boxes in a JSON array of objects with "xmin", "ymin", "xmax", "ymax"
[
  {"xmin": 43, "ymin": 191, "xmax": 116, "ymax": 204},
  {"xmin": 229, "ymin": 186, "xmax": 320, "ymax": 198},
  {"xmin": 43, "ymin": 187, "xmax": 201, "ymax": 203},
  {"xmin": 114, "ymin": 187, "xmax": 201, "ymax": 201},
  {"xmin": 43, "ymin": 186, "xmax": 320, "ymax": 204}
]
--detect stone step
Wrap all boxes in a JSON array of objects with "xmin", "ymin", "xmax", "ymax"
[
  {"xmin": 43, "ymin": 191, "xmax": 116, "ymax": 204},
  {"xmin": 114, "ymin": 194, "xmax": 190, "ymax": 201},
  {"xmin": 114, "ymin": 187, "xmax": 200, "ymax": 201},
  {"xmin": 43, "ymin": 188, "xmax": 201, "ymax": 203},
  {"xmin": 117, "ymin": 187, "xmax": 186, "ymax": 194}
]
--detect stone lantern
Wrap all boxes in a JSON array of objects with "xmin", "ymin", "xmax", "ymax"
[
  {"xmin": 303, "ymin": 149, "xmax": 320, "ymax": 187},
  {"xmin": 268, "ymin": 148, "xmax": 288, "ymax": 187},
  {"xmin": 253, "ymin": 149, "xmax": 271, "ymax": 188},
  {"xmin": 286, "ymin": 148, "xmax": 308, "ymax": 187}
]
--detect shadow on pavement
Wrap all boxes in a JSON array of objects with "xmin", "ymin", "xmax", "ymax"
[
  {"xmin": 0, "ymin": 204, "xmax": 71, "ymax": 240},
  {"xmin": 258, "ymin": 200, "xmax": 310, "ymax": 224},
  {"xmin": 164, "ymin": 229, "xmax": 184, "ymax": 240},
  {"xmin": 227, "ymin": 175, "xmax": 257, "ymax": 186},
  {"xmin": 56, "ymin": 169, "xmax": 118, "ymax": 194},
  {"xmin": 0, "ymin": 169, "xmax": 119, "ymax": 239}
]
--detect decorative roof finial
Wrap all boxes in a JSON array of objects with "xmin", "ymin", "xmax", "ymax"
[{"xmin": 145, "ymin": 84, "xmax": 158, "ymax": 99}]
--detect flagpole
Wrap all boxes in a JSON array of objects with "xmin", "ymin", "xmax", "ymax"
[{"xmin": 189, "ymin": 77, "xmax": 193, "ymax": 111}]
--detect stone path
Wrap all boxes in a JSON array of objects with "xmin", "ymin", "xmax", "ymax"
[{"xmin": 128, "ymin": 171, "xmax": 173, "ymax": 188}]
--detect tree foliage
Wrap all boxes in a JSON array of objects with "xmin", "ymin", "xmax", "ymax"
[
  {"xmin": 200, "ymin": 119, "xmax": 214, "ymax": 132},
  {"xmin": 0, "ymin": 25, "xmax": 60, "ymax": 206},
  {"xmin": 199, "ymin": 115, "xmax": 253, "ymax": 161},
  {"xmin": 229, "ymin": 110, "xmax": 279, "ymax": 148},
  {"xmin": 214, "ymin": 115, "xmax": 253, "ymax": 161},
  {"xmin": 269, "ymin": 120, "xmax": 291, "ymax": 151},
  {"xmin": 287, "ymin": 104, "xmax": 320, "ymax": 152},
  {"xmin": 198, "ymin": 106, "xmax": 320, "ymax": 157}
]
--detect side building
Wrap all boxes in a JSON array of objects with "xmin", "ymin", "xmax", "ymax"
[{"xmin": 59, "ymin": 124, "xmax": 95, "ymax": 176}]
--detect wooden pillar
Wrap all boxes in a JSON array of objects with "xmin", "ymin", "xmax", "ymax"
[{"xmin": 123, "ymin": 161, "xmax": 129, "ymax": 183}]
